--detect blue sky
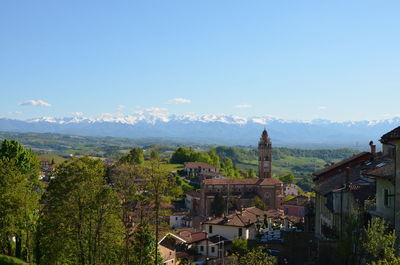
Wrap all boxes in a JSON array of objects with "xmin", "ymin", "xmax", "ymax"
[{"xmin": 1, "ymin": 0, "xmax": 400, "ymax": 122}]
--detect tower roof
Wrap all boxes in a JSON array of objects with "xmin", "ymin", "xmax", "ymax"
[
  {"xmin": 259, "ymin": 128, "xmax": 270, "ymax": 144},
  {"xmin": 262, "ymin": 128, "xmax": 268, "ymax": 137}
]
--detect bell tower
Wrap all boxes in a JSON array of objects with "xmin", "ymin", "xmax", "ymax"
[{"xmin": 258, "ymin": 129, "xmax": 272, "ymax": 178}]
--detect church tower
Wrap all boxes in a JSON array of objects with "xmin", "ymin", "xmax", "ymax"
[{"xmin": 258, "ymin": 129, "xmax": 272, "ymax": 178}]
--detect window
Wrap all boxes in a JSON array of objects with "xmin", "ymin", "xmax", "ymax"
[
  {"xmin": 211, "ymin": 247, "xmax": 215, "ymax": 253},
  {"xmin": 209, "ymin": 225, "xmax": 213, "ymax": 234},
  {"xmin": 384, "ymin": 189, "xmax": 390, "ymax": 207},
  {"xmin": 238, "ymin": 228, "xmax": 243, "ymax": 237},
  {"xmin": 200, "ymin": 246, "xmax": 204, "ymax": 252},
  {"xmin": 176, "ymin": 217, "xmax": 178, "ymax": 220}
]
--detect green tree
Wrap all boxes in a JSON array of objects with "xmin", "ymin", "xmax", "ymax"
[
  {"xmin": 207, "ymin": 149, "xmax": 221, "ymax": 168},
  {"xmin": 246, "ymin": 168, "xmax": 257, "ymax": 178},
  {"xmin": 131, "ymin": 223, "xmax": 162, "ymax": 265},
  {"xmin": 37, "ymin": 156, "xmax": 124, "ymax": 265},
  {"xmin": 0, "ymin": 140, "xmax": 42, "ymax": 262},
  {"xmin": 362, "ymin": 218, "xmax": 399, "ymax": 265},
  {"xmin": 149, "ymin": 149, "xmax": 160, "ymax": 161},
  {"xmin": 120, "ymin": 147, "xmax": 144, "ymax": 165},
  {"xmin": 233, "ymin": 247, "xmax": 275, "ymax": 265},
  {"xmin": 110, "ymin": 163, "xmax": 144, "ymax": 264},
  {"xmin": 211, "ymin": 193, "xmax": 225, "ymax": 217},
  {"xmin": 231, "ymin": 238, "xmax": 248, "ymax": 256},
  {"xmin": 338, "ymin": 214, "xmax": 364, "ymax": 265},
  {"xmin": 253, "ymin": 196, "xmax": 266, "ymax": 210},
  {"xmin": 170, "ymin": 147, "xmax": 191, "ymax": 164},
  {"xmin": 142, "ymin": 161, "xmax": 173, "ymax": 265},
  {"xmin": 279, "ymin": 173, "xmax": 295, "ymax": 184}
]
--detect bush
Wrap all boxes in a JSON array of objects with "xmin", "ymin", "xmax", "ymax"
[{"xmin": 0, "ymin": 255, "xmax": 29, "ymax": 265}]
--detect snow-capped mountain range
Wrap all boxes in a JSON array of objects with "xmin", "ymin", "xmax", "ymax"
[{"xmin": 1, "ymin": 114, "xmax": 399, "ymax": 149}]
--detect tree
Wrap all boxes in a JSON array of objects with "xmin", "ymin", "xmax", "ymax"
[
  {"xmin": 211, "ymin": 193, "xmax": 225, "ymax": 217},
  {"xmin": 142, "ymin": 161, "xmax": 173, "ymax": 265},
  {"xmin": 0, "ymin": 140, "xmax": 42, "ymax": 262},
  {"xmin": 362, "ymin": 218, "xmax": 400, "ymax": 265},
  {"xmin": 231, "ymin": 238, "xmax": 248, "ymax": 256},
  {"xmin": 110, "ymin": 163, "xmax": 144, "ymax": 264},
  {"xmin": 246, "ymin": 168, "xmax": 257, "ymax": 178},
  {"xmin": 170, "ymin": 147, "xmax": 191, "ymax": 164},
  {"xmin": 233, "ymin": 247, "xmax": 275, "ymax": 265},
  {"xmin": 120, "ymin": 147, "xmax": 144, "ymax": 165},
  {"xmin": 338, "ymin": 214, "xmax": 364, "ymax": 265},
  {"xmin": 37, "ymin": 156, "xmax": 124, "ymax": 265},
  {"xmin": 279, "ymin": 173, "xmax": 295, "ymax": 184},
  {"xmin": 131, "ymin": 223, "xmax": 162, "ymax": 265},
  {"xmin": 253, "ymin": 196, "xmax": 266, "ymax": 210},
  {"xmin": 150, "ymin": 150, "xmax": 160, "ymax": 161}
]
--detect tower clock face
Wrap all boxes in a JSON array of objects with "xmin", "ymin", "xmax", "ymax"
[{"xmin": 264, "ymin": 164, "xmax": 269, "ymax": 168}]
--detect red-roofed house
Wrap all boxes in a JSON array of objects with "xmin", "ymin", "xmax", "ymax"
[{"xmin": 184, "ymin": 162, "xmax": 218, "ymax": 177}]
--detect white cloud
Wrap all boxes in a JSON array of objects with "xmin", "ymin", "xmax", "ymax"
[
  {"xmin": 145, "ymin": 107, "xmax": 168, "ymax": 112},
  {"xmin": 19, "ymin": 99, "xmax": 51, "ymax": 107},
  {"xmin": 8, "ymin": 111, "xmax": 22, "ymax": 115},
  {"xmin": 318, "ymin": 106, "xmax": 327, "ymax": 110},
  {"xmin": 234, "ymin": 104, "xmax": 252, "ymax": 109},
  {"xmin": 167, "ymin": 98, "xmax": 192, "ymax": 104},
  {"xmin": 117, "ymin": 105, "xmax": 125, "ymax": 111},
  {"xmin": 71, "ymin": 112, "xmax": 83, "ymax": 117}
]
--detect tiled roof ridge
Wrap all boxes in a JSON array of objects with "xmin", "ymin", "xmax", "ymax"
[{"xmin": 313, "ymin": 152, "xmax": 370, "ymax": 176}]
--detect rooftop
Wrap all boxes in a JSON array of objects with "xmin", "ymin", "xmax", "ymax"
[
  {"xmin": 174, "ymin": 228, "xmax": 207, "ymax": 244},
  {"xmin": 203, "ymin": 207, "xmax": 270, "ymax": 227},
  {"xmin": 313, "ymin": 152, "xmax": 371, "ymax": 178},
  {"xmin": 283, "ymin": 195, "xmax": 314, "ymax": 207},
  {"xmin": 203, "ymin": 177, "xmax": 282, "ymax": 186},
  {"xmin": 381, "ymin": 126, "xmax": 400, "ymax": 143},
  {"xmin": 184, "ymin": 162, "xmax": 217, "ymax": 169}
]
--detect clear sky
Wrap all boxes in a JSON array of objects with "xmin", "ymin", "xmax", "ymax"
[{"xmin": 1, "ymin": 0, "xmax": 399, "ymax": 122}]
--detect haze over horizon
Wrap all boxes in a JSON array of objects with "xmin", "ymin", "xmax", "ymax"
[{"xmin": 1, "ymin": 1, "xmax": 400, "ymax": 122}]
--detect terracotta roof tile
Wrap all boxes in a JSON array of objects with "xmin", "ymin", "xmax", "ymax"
[
  {"xmin": 203, "ymin": 178, "xmax": 282, "ymax": 186},
  {"xmin": 203, "ymin": 207, "xmax": 269, "ymax": 227},
  {"xmin": 184, "ymin": 162, "xmax": 217, "ymax": 169},
  {"xmin": 364, "ymin": 161, "xmax": 394, "ymax": 179}
]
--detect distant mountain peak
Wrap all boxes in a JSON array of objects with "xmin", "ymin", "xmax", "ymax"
[{"xmin": 1, "ymin": 115, "xmax": 399, "ymax": 148}]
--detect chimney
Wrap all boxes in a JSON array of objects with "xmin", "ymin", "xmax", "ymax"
[{"xmin": 369, "ymin": 141, "xmax": 376, "ymax": 156}]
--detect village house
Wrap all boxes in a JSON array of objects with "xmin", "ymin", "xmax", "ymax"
[
  {"xmin": 196, "ymin": 235, "xmax": 229, "ymax": 258},
  {"xmin": 202, "ymin": 207, "xmax": 270, "ymax": 241},
  {"xmin": 283, "ymin": 195, "xmax": 314, "ymax": 218},
  {"xmin": 312, "ymin": 146, "xmax": 377, "ymax": 239},
  {"xmin": 200, "ymin": 129, "xmax": 284, "ymax": 217},
  {"xmin": 174, "ymin": 228, "xmax": 207, "ymax": 261},
  {"xmin": 185, "ymin": 190, "xmax": 201, "ymax": 214},
  {"xmin": 158, "ymin": 233, "xmax": 187, "ymax": 265},
  {"xmin": 184, "ymin": 162, "xmax": 218, "ymax": 177},
  {"xmin": 170, "ymin": 212, "xmax": 189, "ymax": 229},
  {"xmin": 283, "ymin": 183, "xmax": 300, "ymax": 196},
  {"xmin": 366, "ymin": 126, "xmax": 400, "ymax": 233}
]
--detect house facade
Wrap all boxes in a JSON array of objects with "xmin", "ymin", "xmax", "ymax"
[
  {"xmin": 366, "ymin": 126, "xmax": 400, "ymax": 233},
  {"xmin": 313, "ymin": 150, "xmax": 376, "ymax": 239},
  {"xmin": 185, "ymin": 191, "xmax": 201, "ymax": 214},
  {"xmin": 283, "ymin": 195, "xmax": 314, "ymax": 218},
  {"xmin": 184, "ymin": 162, "xmax": 218, "ymax": 177}
]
